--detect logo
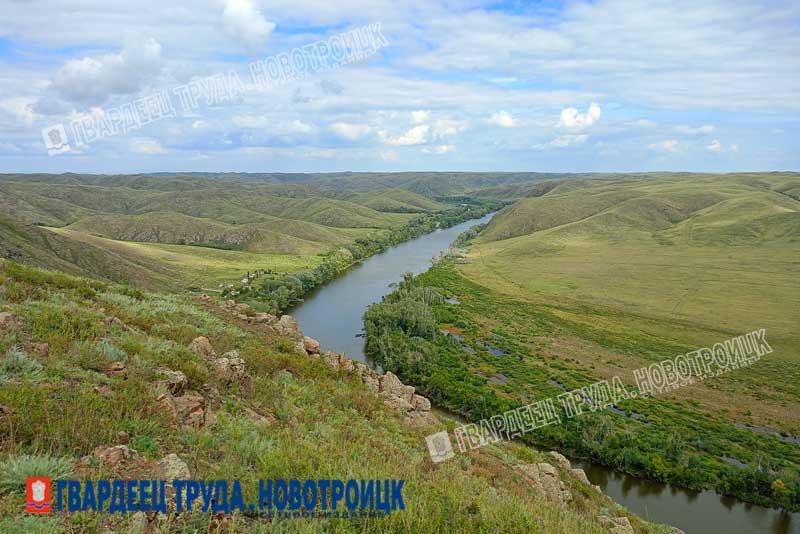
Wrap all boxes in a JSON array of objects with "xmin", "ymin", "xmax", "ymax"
[
  {"xmin": 41, "ymin": 124, "xmax": 70, "ymax": 155},
  {"xmin": 26, "ymin": 477, "xmax": 51, "ymax": 513},
  {"xmin": 425, "ymin": 431, "xmax": 455, "ymax": 463}
]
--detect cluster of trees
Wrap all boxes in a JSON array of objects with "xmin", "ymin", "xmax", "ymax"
[
  {"xmin": 224, "ymin": 201, "xmax": 501, "ymax": 314},
  {"xmin": 364, "ymin": 272, "xmax": 800, "ymax": 512}
]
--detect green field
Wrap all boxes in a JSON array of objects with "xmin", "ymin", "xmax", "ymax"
[{"xmin": 364, "ymin": 173, "xmax": 800, "ymax": 510}]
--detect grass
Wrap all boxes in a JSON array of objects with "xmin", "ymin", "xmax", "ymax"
[{"xmin": 0, "ymin": 260, "xmax": 673, "ymax": 533}]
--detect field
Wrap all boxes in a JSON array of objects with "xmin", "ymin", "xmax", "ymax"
[{"xmin": 365, "ymin": 173, "xmax": 800, "ymax": 510}]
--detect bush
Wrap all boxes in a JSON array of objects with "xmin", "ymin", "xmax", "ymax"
[
  {"xmin": 0, "ymin": 454, "xmax": 73, "ymax": 494},
  {"xmin": 0, "ymin": 347, "xmax": 44, "ymax": 385}
]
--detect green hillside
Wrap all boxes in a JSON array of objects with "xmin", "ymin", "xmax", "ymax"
[{"xmin": 0, "ymin": 260, "xmax": 672, "ymax": 533}]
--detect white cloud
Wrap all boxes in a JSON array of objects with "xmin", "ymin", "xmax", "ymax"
[
  {"xmin": 50, "ymin": 37, "xmax": 163, "ymax": 104},
  {"xmin": 234, "ymin": 115, "xmax": 316, "ymax": 135},
  {"xmin": 531, "ymin": 134, "xmax": 588, "ymax": 150},
  {"xmin": 222, "ymin": 0, "xmax": 275, "ymax": 54},
  {"xmin": 379, "ymin": 124, "xmax": 430, "ymax": 146},
  {"xmin": 422, "ymin": 144, "xmax": 455, "ymax": 154},
  {"xmin": 707, "ymin": 139, "xmax": 722, "ymax": 152},
  {"xmin": 330, "ymin": 122, "xmax": 371, "ymax": 140},
  {"xmin": 380, "ymin": 150, "xmax": 399, "ymax": 161},
  {"xmin": 432, "ymin": 118, "xmax": 468, "ymax": 138},
  {"xmin": 676, "ymin": 124, "xmax": 715, "ymax": 134},
  {"xmin": 557, "ymin": 102, "xmax": 601, "ymax": 130},
  {"xmin": 411, "ymin": 110, "xmax": 430, "ymax": 124},
  {"xmin": 634, "ymin": 119, "xmax": 657, "ymax": 128},
  {"xmin": 488, "ymin": 110, "xmax": 516, "ymax": 128},
  {"xmin": 648, "ymin": 139, "xmax": 679, "ymax": 152},
  {"xmin": 131, "ymin": 138, "xmax": 166, "ymax": 154}
]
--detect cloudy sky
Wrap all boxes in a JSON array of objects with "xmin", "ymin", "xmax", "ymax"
[{"xmin": 0, "ymin": 0, "xmax": 798, "ymax": 173}]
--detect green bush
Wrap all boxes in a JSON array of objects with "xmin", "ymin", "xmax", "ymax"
[
  {"xmin": 0, "ymin": 347, "xmax": 44, "ymax": 385},
  {"xmin": 0, "ymin": 454, "xmax": 73, "ymax": 494}
]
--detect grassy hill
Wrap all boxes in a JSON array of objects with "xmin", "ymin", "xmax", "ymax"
[
  {"xmin": 363, "ymin": 173, "xmax": 800, "ymax": 510},
  {"xmin": 0, "ymin": 260, "xmax": 673, "ymax": 533}
]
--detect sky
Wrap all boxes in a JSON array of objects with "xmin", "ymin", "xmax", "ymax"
[{"xmin": 0, "ymin": 0, "xmax": 798, "ymax": 173}]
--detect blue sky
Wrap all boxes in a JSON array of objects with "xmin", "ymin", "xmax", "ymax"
[{"xmin": 0, "ymin": 0, "xmax": 798, "ymax": 173}]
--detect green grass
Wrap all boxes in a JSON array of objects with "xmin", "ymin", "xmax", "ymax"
[{"xmin": 0, "ymin": 260, "xmax": 672, "ymax": 533}]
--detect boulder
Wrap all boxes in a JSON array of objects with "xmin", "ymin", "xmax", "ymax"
[
  {"xmin": 212, "ymin": 352, "xmax": 253, "ymax": 393},
  {"xmin": 382, "ymin": 394, "xmax": 414, "ymax": 414},
  {"xmin": 379, "ymin": 372, "xmax": 415, "ymax": 403},
  {"xmin": 116, "ymin": 431, "xmax": 129, "ymax": 445},
  {"xmin": 277, "ymin": 315, "xmax": 302, "ymax": 338},
  {"xmin": 516, "ymin": 463, "xmax": 572, "ymax": 507},
  {"xmin": 158, "ymin": 391, "xmax": 206, "ymax": 429},
  {"xmin": 158, "ymin": 453, "xmax": 191, "ymax": 480},
  {"xmin": 105, "ymin": 362, "xmax": 127, "ymax": 377},
  {"xmin": 569, "ymin": 468, "xmax": 592, "ymax": 487},
  {"xmin": 31, "ymin": 342, "xmax": 49, "ymax": 356},
  {"xmin": 294, "ymin": 341, "xmax": 308, "ymax": 355},
  {"xmin": 91, "ymin": 445, "xmax": 139, "ymax": 469},
  {"xmin": 0, "ymin": 404, "xmax": 12, "ymax": 417},
  {"xmin": 548, "ymin": 450, "xmax": 572, "ymax": 471},
  {"xmin": 598, "ymin": 516, "xmax": 634, "ymax": 534},
  {"xmin": 254, "ymin": 312, "xmax": 276, "ymax": 324},
  {"xmin": 322, "ymin": 351, "xmax": 340, "ymax": 371},
  {"xmin": 303, "ymin": 336, "xmax": 321, "ymax": 354},
  {"xmin": 158, "ymin": 368, "xmax": 188, "ymax": 397},
  {"xmin": 404, "ymin": 410, "xmax": 438, "ymax": 427},
  {"xmin": 189, "ymin": 336, "xmax": 214, "ymax": 359},
  {"xmin": 412, "ymin": 395, "xmax": 431, "ymax": 412}
]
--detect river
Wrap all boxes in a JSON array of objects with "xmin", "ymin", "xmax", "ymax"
[{"xmin": 289, "ymin": 212, "xmax": 799, "ymax": 534}]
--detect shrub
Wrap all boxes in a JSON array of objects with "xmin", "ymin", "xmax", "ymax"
[
  {"xmin": 0, "ymin": 347, "xmax": 44, "ymax": 385},
  {"xmin": 0, "ymin": 454, "xmax": 73, "ymax": 494}
]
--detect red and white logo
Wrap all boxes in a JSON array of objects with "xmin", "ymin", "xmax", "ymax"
[{"xmin": 26, "ymin": 477, "xmax": 51, "ymax": 513}]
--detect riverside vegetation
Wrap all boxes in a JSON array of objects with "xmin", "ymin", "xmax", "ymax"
[
  {"xmin": 0, "ymin": 259, "xmax": 677, "ymax": 533},
  {"xmin": 364, "ymin": 173, "xmax": 800, "ymax": 511}
]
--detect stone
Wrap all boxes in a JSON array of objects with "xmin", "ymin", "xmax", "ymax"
[
  {"xmin": 105, "ymin": 362, "xmax": 127, "ymax": 377},
  {"xmin": 31, "ymin": 342, "xmax": 49, "ymax": 356},
  {"xmin": 92, "ymin": 445, "xmax": 139, "ymax": 468},
  {"xmin": 158, "ymin": 368, "xmax": 188, "ymax": 396},
  {"xmin": 598, "ymin": 516, "xmax": 634, "ymax": 534},
  {"xmin": 412, "ymin": 394, "xmax": 431, "ymax": 412},
  {"xmin": 158, "ymin": 453, "xmax": 191, "ymax": 480},
  {"xmin": 201, "ymin": 383, "xmax": 222, "ymax": 409},
  {"xmin": 569, "ymin": 468, "xmax": 591, "ymax": 486},
  {"xmin": 254, "ymin": 312, "xmax": 276, "ymax": 323},
  {"xmin": 516, "ymin": 463, "xmax": 572, "ymax": 507},
  {"xmin": 189, "ymin": 336, "xmax": 214, "ymax": 359},
  {"xmin": 116, "ymin": 430, "xmax": 129, "ymax": 444},
  {"xmin": 338, "ymin": 354, "xmax": 355, "ymax": 373},
  {"xmin": 212, "ymin": 352, "xmax": 253, "ymax": 393},
  {"xmin": 404, "ymin": 410, "xmax": 438, "ymax": 427},
  {"xmin": 382, "ymin": 394, "xmax": 414, "ymax": 413},
  {"xmin": 277, "ymin": 315, "xmax": 302, "ymax": 338},
  {"xmin": 243, "ymin": 406, "xmax": 276, "ymax": 425},
  {"xmin": 379, "ymin": 372, "xmax": 415, "ymax": 403},
  {"xmin": 294, "ymin": 341, "xmax": 308, "ymax": 355},
  {"xmin": 93, "ymin": 385, "xmax": 112, "ymax": 396},
  {"xmin": 322, "ymin": 351, "xmax": 340, "ymax": 371},
  {"xmin": 548, "ymin": 450, "xmax": 572, "ymax": 471},
  {"xmin": 0, "ymin": 404, "xmax": 12, "ymax": 417},
  {"xmin": 172, "ymin": 391, "xmax": 206, "ymax": 429},
  {"xmin": 0, "ymin": 312, "xmax": 17, "ymax": 328},
  {"xmin": 303, "ymin": 336, "xmax": 320, "ymax": 354}
]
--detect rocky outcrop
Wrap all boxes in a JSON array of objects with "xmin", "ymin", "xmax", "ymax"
[
  {"xmin": 157, "ymin": 453, "xmax": 191, "ymax": 480},
  {"xmin": 189, "ymin": 336, "xmax": 214, "ymax": 359},
  {"xmin": 516, "ymin": 462, "xmax": 573, "ymax": 507},
  {"xmin": 303, "ymin": 336, "xmax": 320, "ymax": 354},
  {"xmin": 88, "ymin": 445, "xmax": 140, "ymax": 469},
  {"xmin": 548, "ymin": 451, "xmax": 571, "ymax": 471},
  {"xmin": 157, "ymin": 368, "xmax": 188, "ymax": 397},
  {"xmin": 212, "ymin": 350, "xmax": 253, "ymax": 393},
  {"xmin": 157, "ymin": 390, "xmax": 206, "ymax": 429}
]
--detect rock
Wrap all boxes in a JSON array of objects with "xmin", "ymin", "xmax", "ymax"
[
  {"xmin": 322, "ymin": 351, "xmax": 340, "ymax": 371},
  {"xmin": 379, "ymin": 372, "xmax": 415, "ymax": 403},
  {"xmin": 201, "ymin": 383, "xmax": 222, "ymax": 409},
  {"xmin": 303, "ymin": 336, "xmax": 320, "ymax": 354},
  {"xmin": 189, "ymin": 336, "xmax": 214, "ymax": 359},
  {"xmin": 277, "ymin": 315, "xmax": 302, "ymax": 338},
  {"xmin": 516, "ymin": 463, "xmax": 572, "ymax": 507},
  {"xmin": 31, "ymin": 342, "xmax": 49, "ymax": 356},
  {"xmin": 224, "ymin": 299, "xmax": 236, "ymax": 308},
  {"xmin": 172, "ymin": 391, "xmax": 206, "ymax": 429},
  {"xmin": 116, "ymin": 431, "xmax": 130, "ymax": 445},
  {"xmin": 92, "ymin": 445, "xmax": 139, "ymax": 468},
  {"xmin": 338, "ymin": 354, "xmax": 355, "ymax": 373},
  {"xmin": 0, "ymin": 404, "xmax": 12, "ymax": 417},
  {"xmin": 0, "ymin": 312, "xmax": 17, "ymax": 328},
  {"xmin": 234, "ymin": 303, "xmax": 250, "ymax": 314},
  {"xmin": 254, "ymin": 312, "xmax": 276, "ymax": 323},
  {"xmin": 404, "ymin": 410, "xmax": 438, "ymax": 427},
  {"xmin": 105, "ymin": 362, "xmax": 127, "ymax": 377},
  {"xmin": 158, "ymin": 453, "xmax": 191, "ymax": 480},
  {"xmin": 243, "ymin": 406, "xmax": 276, "ymax": 425},
  {"xmin": 235, "ymin": 313, "xmax": 249, "ymax": 321},
  {"xmin": 598, "ymin": 516, "xmax": 634, "ymax": 534},
  {"xmin": 548, "ymin": 450, "xmax": 572, "ymax": 471},
  {"xmin": 294, "ymin": 341, "xmax": 308, "ymax": 355},
  {"xmin": 382, "ymin": 394, "xmax": 414, "ymax": 413},
  {"xmin": 158, "ymin": 368, "xmax": 188, "ymax": 396},
  {"xmin": 569, "ymin": 468, "xmax": 592, "ymax": 486},
  {"xmin": 212, "ymin": 352, "xmax": 253, "ymax": 393},
  {"xmin": 412, "ymin": 395, "xmax": 431, "ymax": 412}
]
